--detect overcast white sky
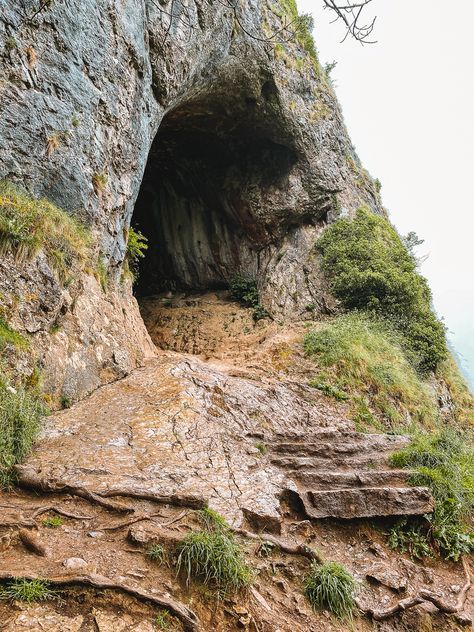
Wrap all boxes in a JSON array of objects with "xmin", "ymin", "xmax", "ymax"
[{"xmin": 297, "ymin": 0, "xmax": 474, "ymax": 387}]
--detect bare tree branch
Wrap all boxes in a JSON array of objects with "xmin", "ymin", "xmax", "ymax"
[{"xmin": 322, "ymin": 0, "xmax": 377, "ymax": 44}]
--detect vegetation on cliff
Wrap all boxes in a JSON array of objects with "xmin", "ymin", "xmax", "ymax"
[
  {"xmin": 316, "ymin": 206, "xmax": 447, "ymax": 373},
  {"xmin": 0, "ymin": 181, "xmax": 91, "ymax": 282},
  {"xmin": 390, "ymin": 429, "xmax": 474, "ymax": 561}
]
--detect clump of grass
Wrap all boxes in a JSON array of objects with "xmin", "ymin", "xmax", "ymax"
[
  {"xmin": 92, "ymin": 171, "xmax": 108, "ymax": 195},
  {"xmin": 155, "ymin": 610, "xmax": 173, "ymax": 629},
  {"xmin": 42, "ymin": 515, "xmax": 63, "ymax": 528},
  {"xmin": 304, "ymin": 313, "xmax": 437, "ymax": 431},
  {"xmin": 308, "ymin": 378, "xmax": 348, "ymax": 402},
  {"xmin": 390, "ymin": 428, "xmax": 474, "ymax": 560},
  {"xmin": 0, "ymin": 316, "xmax": 28, "ymax": 350},
  {"xmin": 145, "ymin": 543, "xmax": 165, "ymax": 563},
  {"xmin": 229, "ymin": 274, "xmax": 269, "ymax": 321},
  {"xmin": 304, "ymin": 561, "xmax": 357, "ymax": 621},
  {"xmin": 177, "ymin": 508, "xmax": 252, "ymax": 595},
  {"xmin": 255, "ymin": 442, "xmax": 267, "ymax": 455},
  {"xmin": 0, "ymin": 181, "xmax": 91, "ymax": 282},
  {"xmin": 94, "ymin": 256, "xmax": 109, "ymax": 292},
  {"xmin": 0, "ymin": 379, "xmax": 46, "ymax": 487},
  {"xmin": 316, "ymin": 206, "xmax": 447, "ymax": 373},
  {"xmin": 0, "ymin": 578, "xmax": 57, "ymax": 603}
]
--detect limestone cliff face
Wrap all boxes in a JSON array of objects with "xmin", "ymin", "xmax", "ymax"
[{"xmin": 0, "ymin": 0, "xmax": 381, "ymax": 400}]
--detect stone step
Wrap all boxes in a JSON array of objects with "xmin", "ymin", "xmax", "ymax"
[
  {"xmin": 300, "ymin": 486, "xmax": 433, "ymax": 520},
  {"xmin": 271, "ymin": 454, "xmax": 390, "ymax": 470},
  {"xmin": 292, "ymin": 469, "xmax": 413, "ymax": 490},
  {"xmin": 270, "ymin": 433, "xmax": 409, "ymax": 457}
]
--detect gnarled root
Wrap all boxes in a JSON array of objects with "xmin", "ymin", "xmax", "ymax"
[
  {"xmin": 0, "ymin": 571, "xmax": 200, "ymax": 631},
  {"xmin": 360, "ymin": 557, "xmax": 472, "ymax": 623},
  {"xmin": 235, "ymin": 528, "xmax": 325, "ymax": 563}
]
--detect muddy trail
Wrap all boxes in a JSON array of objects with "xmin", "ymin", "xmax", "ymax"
[{"xmin": 0, "ymin": 293, "xmax": 471, "ymax": 631}]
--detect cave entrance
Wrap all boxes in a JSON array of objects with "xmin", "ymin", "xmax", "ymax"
[{"xmin": 131, "ymin": 90, "xmax": 297, "ymax": 298}]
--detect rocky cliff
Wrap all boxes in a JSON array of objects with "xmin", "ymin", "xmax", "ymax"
[
  {"xmin": 0, "ymin": 0, "xmax": 382, "ymax": 401},
  {"xmin": 1, "ymin": 1, "xmax": 473, "ymax": 631}
]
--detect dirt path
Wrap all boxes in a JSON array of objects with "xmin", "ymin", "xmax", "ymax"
[{"xmin": 0, "ymin": 293, "xmax": 471, "ymax": 631}]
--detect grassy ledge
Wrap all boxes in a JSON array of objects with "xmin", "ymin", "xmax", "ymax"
[
  {"xmin": 304, "ymin": 312, "xmax": 437, "ymax": 431},
  {"xmin": 0, "ymin": 180, "xmax": 92, "ymax": 282},
  {"xmin": 389, "ymin": 429, "xmax": 474, "ymax": 561}
]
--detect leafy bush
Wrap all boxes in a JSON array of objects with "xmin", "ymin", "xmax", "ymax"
[
  {"xmin": 0, "ymin": 181, "xmax": 91, "ymax": 282},
  {"xmin": 304, "ymin": 561, "xmax": 356, "ymax": 621},
  {"xmin": 126, "ymin": 226, "xmax": 148, "ymax": 279},
  {"xmin": 176, "ymin": 508, "xmax": 251, "ymax": 594},
  {"xmin": 316, "ymin": 206, "xmax": 447, "ymax": 372},
  {"xmin": 0, "ymin": 578, "xmax": 57, "ymax": 603},
  {"xmin": 387, "ymin": 520, "xmax": 432, "ymax": 559},
  {"xmin": 390, "ymin": 429, "xmax": 474, "ymax": 560},
  {"xmin": 304, "ymin": 313, "xmax": 436, "ymax": 430},
  {"xmin": 229, "ymin": 274, "xmax": 269, "ymax": 321},
  {"xmin": 0, "ymin": 379, "xmax": 45, "ymax": 487}
]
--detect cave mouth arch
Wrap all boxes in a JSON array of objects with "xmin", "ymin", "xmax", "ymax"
[{"xmin": 131, "ymin": 93, "xmax": 297, "ymax": 298}]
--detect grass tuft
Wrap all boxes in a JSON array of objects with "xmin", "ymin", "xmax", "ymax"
[
  {"xmin": 145, "ymin": 543, "xmax": 165, "ymax": 563},
  {"xmin": 304, "ymin": 561, "xmax": 356, "ymax": 621},
  {"xmin": 0, "ymin": 378, "xmax": 46, "ymax": 486},
  {"xmin": 0, "ymin": 181, "xmax": 91, "ymax": 282},
  {"xmin": 197, "ymin": 506, "xmax": 230, "ymax": 532},
  {"xmin": 0, "ymin": 578, "xmax": 57, "ymax": 603}
]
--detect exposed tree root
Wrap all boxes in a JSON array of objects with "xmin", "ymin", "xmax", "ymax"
[
  {"xmin": 0, "ymin": 571, "xmax": 200, "ymax": 632},
  {"xmin": 359, "ymin": 557, "xmax": 471, "ymax": 622},
  {"xmin": 15, "ymin": 466, "xmax": 133, "ymax": 513},
  {"xmin": 18, "ymin": 529, "xmax": 48, "ymax": 557},
  {"xmin": 235, "ymin": 529, "xmax": 325, "ymax": 564},
  {"xmin": 14, "ymin": 465, "xmax": 205, "ymax": 512},
  {"xmin": 98, "ymin": 513, "xmax": 164, "ymax": 531},
  {"xmin": 31, "ymin": 505, "xmax": 94, "ymax": 520},
  {"xmin": 101, "ymin": 489, "xmax": 206, "ymax": 509}
]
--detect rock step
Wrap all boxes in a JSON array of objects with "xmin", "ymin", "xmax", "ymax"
[
  {"xmin": 300, "ymin": 486, "xmax": 433, "ymax": 520},
  {"xmin": 271, "ymin": 454, "xmax": 392, "ymax": 470},
  {"xmin": 292, "ymin": 469, "xmax": 413, "ymax": 490},
  {"xmin": 270, "ymin": 433, "xmax": 409, "ymax": 456}
]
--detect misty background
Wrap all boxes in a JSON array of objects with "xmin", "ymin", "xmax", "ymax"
[{"xmin": 297, "ymin": 0, "xmax": 474, "ymax": 388}]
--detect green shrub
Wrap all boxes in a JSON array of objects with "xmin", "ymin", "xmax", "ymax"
[
  {"xmin": 308, "ymin": 378, "xmax": 348, "ymax": 402},
  {"xmin": 390, "ymin": 429, "xmax": 474, "ymax": 560},
  {"xmin": 316, "ymin": 206, "xmax": 447, "ymax": 372},
  {"xmin": 197, "ymin": 506, "xmax": 230, "ymax": 532},
  {"xmin": 0, "ymin": 379, "xmax": 45, "ymax": 486},
  {"xmin": 387, "ymin": 520, "xmax": 432, "ymax": 559},
  {"xmin": 304, "ymin": 561, "xmax": 356, "ymax": 621},
  {"xmin": 0, "ymin": 181, "xmax": 91, "ymax": 282},
  {"xmin": 229, "ymin": 274, "xmax": 269, "ymax": 321},
  {"xmin": 304, "ymin": 313, "xmax": 437, "ymax": 430},
  {"xmin": 42, "ymin": 515, "xmax": 63, "ymax": 528},
  {"xmin": 0, "ymin": 578, "xmax": 57, "ymax": 603},
  {"xmin": 126, "ymin": 227, "xmax": 148, "ymax": 281}
]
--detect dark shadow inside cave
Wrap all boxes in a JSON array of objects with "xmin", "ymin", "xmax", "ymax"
[{"xmin": 131, "ymin": 95, "xmax": 297, "ymax": 297}]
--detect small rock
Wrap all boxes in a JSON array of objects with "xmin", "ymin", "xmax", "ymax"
[
  {"xmin": 63, "ymin": 557, "xmax": 88, "ymax": 570},
  {"xmin": 368, "ymin": 541, "xmax": 387, "ymax": 559},
  {"xmin": 233, "ymin": 606, "xmax": 248, "ymax": 615},
  {"xmin": 366, "ymin": 563, "xmax": 407, "ymax": 593},
  {"xmin": 450, "ymin": 584, "xmax": 461, "ymax": 594},
  {"xmin": 87, "ymin": 531, "xmax": 105, "ymax": 538}
]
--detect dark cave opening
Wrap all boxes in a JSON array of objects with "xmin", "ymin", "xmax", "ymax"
[{"xmin": 131, "ymin": 98, "xmax": 297, "ymax": 297}]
